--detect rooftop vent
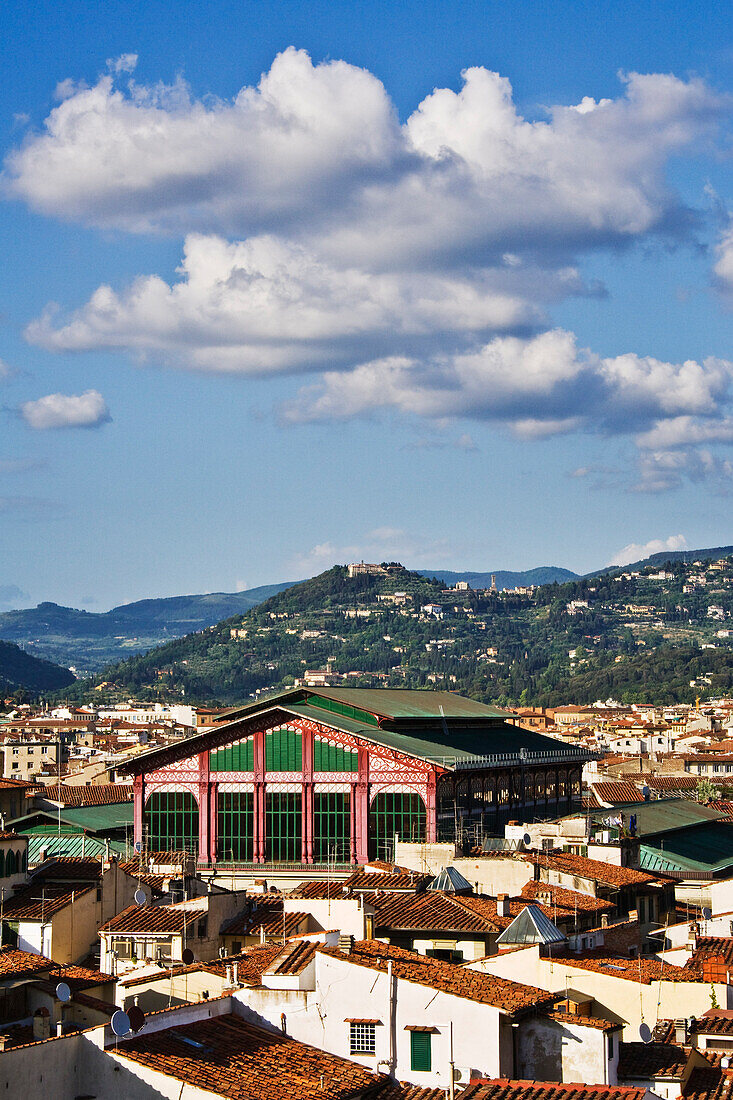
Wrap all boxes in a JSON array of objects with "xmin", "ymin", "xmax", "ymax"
[{"xmin": 338, "ymin": 934, "xmax": 354, "ymax": 956}]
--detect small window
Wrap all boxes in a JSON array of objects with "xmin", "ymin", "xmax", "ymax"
[
  {"xmin": 410, "ymin": 1030, "xmax": 432, "ymax": 1072},
  {"xmin": 197, "ymin": 918, "xmax": 208, "ymax": 939},
  {"xmin": 350, "ymin": 1023, "xmax": 376, "ymax": 1055},
  {"xmin": 230, "ymin": 940, "xmax": 242, "ymax": 954},
  {"xmin": 608, "ymin": 1034, "xmax": 616, "ymax": 1059}
]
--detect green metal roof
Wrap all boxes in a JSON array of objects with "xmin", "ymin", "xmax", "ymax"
[
  {"xmin": 26, "ymin": 834, "xmax": 126, "ymax": 863},
  {"xmin": 638, "ymin": 821, "xmax": 733, "ymax": 874},
  {"xmin": 122, "ymin": 688, "xmax": 592, "ymax": 775},
  {"xmin": 287, "ymin": 703, "xmax": 585, "ymax": 766},
  {"xmin": 585, "ymin": 798, "xmax": 724, "ymax": 837},
  {"xmin": 11, "ymin": 803, "xmax": 133, "ymax": 834}
]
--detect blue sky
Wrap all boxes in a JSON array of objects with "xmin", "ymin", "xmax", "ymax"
[{"xmin": 1, "ymin": 0, "xmax": 732, "ymax": 611}]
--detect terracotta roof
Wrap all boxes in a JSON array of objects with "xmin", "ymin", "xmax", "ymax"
[
  {"xmin": 559, "ymin": 951, "xmax": 703, "ymax": 984},
  {"xmin": 221, "ymin": 899, "xmax": 309, "ymax": 940},
  {"xmin": 618, "ymin": 1041, "xmax": 689, "ymax": 1079},
  {"xmin": 693, "ymin": 1011, "xmax": 733, "ymax": 1036},
  {"xmin": 643, "ymin": 775, "xmax": 699, "ymax": 791},
  {"xmin": 52, "ymin": 963, "xmax": 114, "ymax": 990},
  {"xmin": 117, "ymin": 862, "xmax": 168, "ymax": 894},
  {"xmin": 0, "ymin": 884, "xmax": 95, "ymax": 921},
  {"xmin": 460, "ymin": 1082, "xmax": 648, "ymax": 1100},
  {"xmin": 287, "ymin": 880, "xmax": 347, "ymax": 900},
  {"xmin": 686, "ymin": 937, "xmax": 733, "ymax": 972},
  {"xmin": 0, "ymin": 946, "xmax": 53, "ymax": 977},
  {"xmin": 100, "ymin": 902, "xmax": 205, "ymax": 935},
  {"xmin": 683, "ymin": 1060, "xmax": 733, "ymax": 1100},
  {"xmin": 710, "ymin": 801, "xmax": 733, "ymax": 818},
  {"xmin": 265, "ymin": 940, "xmax": 318, "ymax": 976},
  {"xmin": 532, "ymin": 851, "xmax": 660, "ymax": 888},
  {"xmin": 30, "ymin": 857, "xmax": 103, "ymax": 882},
  {"xmin": 29, "ymin": 783, "xmax": 132, "ymax": 807},
  {"xmin": 592, "ymin": 782, "xmax": 645, "ymax": 804},
  {"xmin": 319, "ymin": 940, "xmax": 555, "ymax": 1014},
  {"xmin": 117, "ymin": 944, "xmax": 286, "ymax": 988},
  {"xmin": 346, "ymin": 871, "xmax": 431, "ymax": 893},
  {"xmin": 547, "ymin": 1011, "xmax": 619, "ymax": 1032},
  {"xmin": 114, "ymin": 1012, "xmax": 386, "ymax": 1099},
  {"xmin": 520, "ymin": 881, "xmax": 614, "ymax": 917},
  {"xmin": 374, "ymin": 892, "xmax": 500, "ymax": 935}
]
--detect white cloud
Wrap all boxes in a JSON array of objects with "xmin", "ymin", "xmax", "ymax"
[
  {"xmin": 714, "ymin": 225, "xmax": 733, "ymax": 302},
  {"xmin": 287, "ymin": 529, "xmax": 456, "ymax": 577},
  {"xmin": 7, "ymin": 51, "xmax": 731, "ymax": 490},
  {"xmin": 107, "ymin": 53, "xmax": 138, "ymax": 75},
  {"xmin": 20, "ymin": 390, "xmax": 111, "ymax": 430},
  {"xmin": 608, "ymin": 534, "xmax": 688, "ymax": 566}
]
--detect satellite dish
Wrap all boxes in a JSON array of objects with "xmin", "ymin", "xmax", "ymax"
[
  {"xmin": 639, "ymin": 1022, "xmax": 652, "ymax": 1044},
  {"xmin": 523, "ymin": 833, "xmax": 532, "ymax": 847},
  {"xmin": 134, "ymin": 888, "xmax": 147, "ymax": 906},
  {"xmin": 703, "ymin": 907, "xmax": 712, "ymax": 921},
  {"xmin": 127, "ymin": 1005, "xmax": 145, "ymax": 1033},
  {"xmin": 111, "ymin": 1010, "xmax": 131, "ymax": 1038},
  {"xmin": 134, "ymin": 841, "xmax": 142, "ymax": 853},
  {"xmin": 55, "ymin": 982, "xmax": 71, "ymax": 1004},
  {"xmin": 181, "ymin": 948, "xmax": 194, "ymax": 965}
]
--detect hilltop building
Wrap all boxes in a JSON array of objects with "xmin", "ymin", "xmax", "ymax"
[{"xmin": 119, "ymin": 688, "xmax": 593, "ymax": 871}]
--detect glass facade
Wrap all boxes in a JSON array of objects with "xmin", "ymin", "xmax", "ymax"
[
  {"xmin": 145, "ymin": 791, "xmax": 199, "ymax": 855},
  {"xmin": 313, "ymin": 792, "xmax": 350, "ymax": 863},
  {"xmin": 217, "ymin": 790, "xmax": 253, "ymax": 862},
  {"xmin": 265, "ymin": 792, "xmax": 302, "ymax": 862},
  {"xmin": 369, "ymin": 791, "xmax": 425, "ymax": 860}
]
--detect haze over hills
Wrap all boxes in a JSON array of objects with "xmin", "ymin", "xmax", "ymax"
[
  {"xmin": 3, "ymin": 546, "xmax": 733, "ymax": 684},
  {"xmin": 0, "ymin": 639, "xmax": 76, "ymax": 695}
]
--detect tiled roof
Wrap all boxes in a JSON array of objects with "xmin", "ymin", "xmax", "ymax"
[
  {"xmin": 265, "ymin": 940, "xmax": 319, "ymax": 976},
  {"xmin": 28, "ymin": 783, "xmax": 132, "ymax": 806},
  {"xmin": 686, "ymin": 937, "xmax": 733, "ymax": 972},
  {"xmin": 559, "ymin": 951, "xmax": 703, "ymax": 984},
  {"xmin": 287, "ymin": 880, "xmax": 347, "ymax": 900},
  {"xmin": 346, "ymin": 871, "xmax": 431, "ymax": 893},
  {"xmin": 532, "ymin": 851, "xmax": 660, "ymax": 888},
  {"xmin": 319, "ymin": 940, "xmax": 555, "ymax": 1014},
  {"xmin": 114, "ymin": 1012, "xmax": 386, "ymax": 1099},
  {"xmin": 618, "ymin": 1041, "xmax": 689, "ymax": 1079},
  {"xmin": 520, "ymin": 881, "xmax": 614, "ymax": 916},
  {"xmin": 683, "ymin": 1060, "xmax": 733, "ymax": 1100},
  {"xmin": 117, "ymin": 862, "xmax": 168, "ymax": 893},
  {"xmin": 460, "ymin": 1081, "xmax": 648, "ymax": 1100},
  {"xmin": 1, "ymin": 884, "xmax": 95, "ymax": 921},
  {"xmin": 53, "ymin": 963, "xmax": 114, "ymax": 990},
  {"xmin": 374, "ymin": 892, "xmax": 500, "ymax": 935},
  {"xmin": 0, "ymin": 946, "xmax": 53, "ymax": 977},
  {"xmin": 592, "ymin": 782, "xmax": 645, "ymax": 805},
  {"xmin": 710, "ymin": 801, "xmax": 733, "ymax": 818},
  {"xmin": 100, "ymin": 902, "xmax": 205, "ymax": 935},
  {"xmin": 117, "ymin": 944, "xmax": 286, "ymax": 988},
  {"xmin": 546, "ymin": 1011, "xmax": 618, "ymax": 1032},
  {"xmin": 693, "ymin": 1011, "xmax": 733, "ymax": 1036},
  {"xmin": 643, "ymin": 775, "xmax": 699, "ymax": 791},
  {"xmin": 221, "ymin": 899, "xmax": 309, "ymax": 939},
  {"xmin": 30, "ymin": 857, "xmax": 103, "ymax": 882}
]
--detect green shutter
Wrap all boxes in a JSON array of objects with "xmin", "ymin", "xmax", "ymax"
[
  {"xmin": 314, "ymin": 738, "xmax": 358, "ymax": 773},
  {"xmin": 265, "ymin": 728, "xmax": 302, "ymax": 771},
  {"xmin": 410, "ymin": 1031, "xmax": 432, "ymax": 1072},
  {"xmin": 210, "ymin": 737, "xmax": 254, "ymax": 772}
]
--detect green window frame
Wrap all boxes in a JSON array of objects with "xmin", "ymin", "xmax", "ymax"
[
  {"xmin": 313, "ymin": 792, "xmax": 350, "ymax": 863},
  {"xmin": 265, "ymin": 728, "xmax": 302, "ymax": 772},
  {"xmin": 210, "ymin": 738, "xmax": 254, "ymax": 772},
  {"xmin": 410, "ymin": 1030, "xmax": 432, "ymax": 1072},
  {"xmin": 369, "ymin": 791, "xmax": 426, "ymax": 861},
  {"xmin": 217, "ymin": 791, "xmax": 253, "ymax": 862},
  {"xmin": 314, "ymin": 738, "xmax": 358, "ymax": 773},
  {"xmin": 265, "ymin": 792, "xmax": 302, "ymax": 862},
  {"xmin": 144, "ymin": 791, "xmax": 199, "ymax": 856}
]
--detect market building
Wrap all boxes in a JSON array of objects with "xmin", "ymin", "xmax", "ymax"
[{"xmin": 120, "ymin": 688, "xmax": 594, "ymax": 870}]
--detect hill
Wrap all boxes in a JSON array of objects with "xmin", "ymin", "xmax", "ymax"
[
  {"xmin": 586, "ymin": 545, "xmax": 733, "ymax": 578},
  {"xmin": 0, "ymin": 582, "xmax": 296, "ymax": 675},
  {"xmin": 420, "ymin": 567, "xmax": 578, "ymax": 588},
  {"xmin": 54, "ymin": 554, "xmax": 733, "ymax": 706},
  {"xmin": 0, "ymin": 639, "xmax": 75, "ymax": 695}
]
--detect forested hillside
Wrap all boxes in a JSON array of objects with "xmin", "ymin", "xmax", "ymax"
[
  {"xmin": 0, "ymin": 639, "xmax": 76, "ymax": 695},
  {"xmin": 54, "ymin": 556, "xmax": 733, "ymax": 706}
]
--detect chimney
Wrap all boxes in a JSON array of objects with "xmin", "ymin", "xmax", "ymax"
[
  {"xmin": 497, "ymin": 894, "xmax": 510, "ymax": 918},
  {"xmin": 32, "ymin": 1010, "xmax": 50, "ymax": 1042},
  {"xmin": 232, "ymin": 963, "xmax": 238, "ymax": 986},
  {"xmin": 0, "ymin": 1036, "xmax": 10, "ymax": 1052},
  {"xmin": 601, "ymin": 914, "xmax": 609, "ymax": 928},
  {"xmin": 225, "ymin": 965, "xmax": 233, "ymax": 986},
  {"xmin": 338, "ymin": 934, "xmax": 355, "ymax": 955},
  {"xmin": 674, "ymin": 1018, "xmax": 688, "ymax": 1045}
]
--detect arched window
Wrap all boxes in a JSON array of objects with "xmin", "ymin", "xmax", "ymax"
[
  {"xmin": 369, "ymin": 791, "xmax": 426, "ymax": 861},
  {"xmin": 0, "ymin": 849, "xmax": 6, "ymax": 877},
  {"xmin": 217, "ymin": 791, "xmax": 253, "ymax": 862},
  {"xmin": 5, "ymin": 850, "xmax": 16, "ymax": 876},
  {"xmin": 144, "ymin": 791, "xmax": 199, "ymax": 855},
  {"xmin": 21, "ymin": 849, "xmax": 27, "ymax": 873}
]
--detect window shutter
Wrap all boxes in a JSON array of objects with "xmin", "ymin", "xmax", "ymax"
[{"xmin": 410, "ymin": 1030, "xmax": 432, "ymax": 1072}]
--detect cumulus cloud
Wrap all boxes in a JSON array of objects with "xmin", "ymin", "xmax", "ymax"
[
  {"xmin": 287, "ymin": 528, "xmax": 456, "ymax": 577},
  {"xmin": 20, "ymin": 390, "xmax": 111, "ymax": 430},
  {"xmin": 7, "ymin": 51, "xmax": 732, "ymax": 489},
  {"xmin": 608, "ymin": 534, "xmax": 688, "ymax": 566}
]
